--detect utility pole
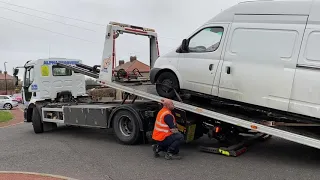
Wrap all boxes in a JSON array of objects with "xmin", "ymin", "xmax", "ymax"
[{"xmin": 4, "ymin": 62, "xmax": 7, "ymax": 95}]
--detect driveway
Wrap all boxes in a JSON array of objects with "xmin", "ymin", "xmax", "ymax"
[{"xmin": 0, "ymin": 123, "xmax": 319, "ymax": 180}]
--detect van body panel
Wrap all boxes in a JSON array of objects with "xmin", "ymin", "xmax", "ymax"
[
  {"xmin": 307, "ymin": 1, "xmax": 320, "ymax": 26},
  {"xmin": 289, "ymin": 3, "xmax": 320, "ymax": 117},
  {"xmin": 289, "ymin": 67, "xmax": 320, "ymax": 118},
  {"xmin": 297, "ymin": 25, "xmax": 320, "ymax": 67},
  {"xmin": 206, "ymin": 1, "xmax": 312, "ymax": 24},
  {"xmin": 218, "ymin": 14, "xmax": 308, "ymax": 111}
]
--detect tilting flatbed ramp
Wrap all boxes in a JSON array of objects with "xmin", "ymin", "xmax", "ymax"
[{"xmin": 106, "ymin": 81, "xmax": 320, "ymax": 150}]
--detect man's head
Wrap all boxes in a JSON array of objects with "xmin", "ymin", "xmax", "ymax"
[{"xmin": 161, "ymin": 98, "xmax": 175, "ymax": 110}]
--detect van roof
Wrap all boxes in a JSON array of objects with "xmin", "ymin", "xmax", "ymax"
[{"xmin": 207, "ymin": 0, "xmax": 314, "ymax": 23}]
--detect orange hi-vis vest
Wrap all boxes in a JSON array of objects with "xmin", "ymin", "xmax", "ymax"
[{"xmin": 152, "ymin": 107, "xmax": 176, "ymax": 141}]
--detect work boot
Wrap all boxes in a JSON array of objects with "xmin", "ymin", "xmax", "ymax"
[
  {"xmin": 152, "ymin": 144, "xmax": 160, "ymax": 158},
  {"xmin": 164, "ymin": 152, "xmax": 182, "ymax": 160}
]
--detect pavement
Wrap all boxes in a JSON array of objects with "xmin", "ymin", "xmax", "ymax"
[
  {"xmin": 0, "ymin": 171, "xmax": 76, "ymax": 180},
  {"xmin": 0, "ymin": 107, "xmax": 24, "ymax": 128},
  {"xmin": 1, "ymin": 118, "xmax": 320, "ymax": 180}
]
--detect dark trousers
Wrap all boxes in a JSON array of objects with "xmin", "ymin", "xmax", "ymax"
[{"xmin": 157, "ymin": 133, "xmax": 184, "ymax": 154}]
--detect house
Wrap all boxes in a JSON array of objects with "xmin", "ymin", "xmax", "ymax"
[
  {"xmin": 0, "ymin": 70, "xmax": 15, "ymax": 95},
  {"xmin": 113, "ymin": 56, "xmax": 150, "ymax": 101},
  {"xmin": 113, "ymin": 56, "xmax": 150, "ymax": 79}
]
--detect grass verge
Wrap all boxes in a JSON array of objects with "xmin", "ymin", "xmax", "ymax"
[{"xmin": 0, "ymin": 111, "xmax": 13, "ymax": 123}]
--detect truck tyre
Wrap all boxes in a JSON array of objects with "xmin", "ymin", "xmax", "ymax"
[
  {"xmin": 32, "ymin": 106, "xmax": 44, "ymax": 134},
  {"xmin": 112, "ymin": 109, "xmax": 142, "ymax": 145},
  {"xmin": 156, "ymin": 71, "xmax": 180, "ymax": 99}
]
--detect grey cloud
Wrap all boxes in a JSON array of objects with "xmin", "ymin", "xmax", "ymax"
[{"xmin": 0, "ymin": 0, "xmax": 243, "ymax": 78}]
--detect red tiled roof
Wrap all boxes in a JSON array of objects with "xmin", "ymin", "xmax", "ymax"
[
  {"xmin": 0, "ymin": 73, "xmax": 13, "ymax": 80},
  {"xmin": 114, "ymin": 60, "xmax": 150, "ymax": 73}
]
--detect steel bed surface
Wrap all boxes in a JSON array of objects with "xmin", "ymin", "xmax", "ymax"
[{"xmin": 114, "ymin": 81, "xmax": 320, "ymax": 147}]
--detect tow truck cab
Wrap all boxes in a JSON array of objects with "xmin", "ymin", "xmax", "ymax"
[{"xmin": 13, "ymin": 58, "xmax": 87, "ymax": 122}]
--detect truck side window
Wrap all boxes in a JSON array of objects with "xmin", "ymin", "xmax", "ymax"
[
  {"xmin": 52, "ymin": 65, "xmax": 72, "ymax": 76},
  {"xmin": 188, "ymin": 27, "xmax": 224, "ymax": 53}
]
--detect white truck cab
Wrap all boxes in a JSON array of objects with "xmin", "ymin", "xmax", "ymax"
[
  {"xmin": 150, "ymin": 0, "xmax": 320, "ymax": 120},
  {"xmin": 13, "ymin": 58, "xmax": 86, "ymax": 122}
]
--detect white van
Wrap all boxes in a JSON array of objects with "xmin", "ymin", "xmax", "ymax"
[{"xmin": 150, "ymin": 0, "xmax": 320, "ymax": 120}]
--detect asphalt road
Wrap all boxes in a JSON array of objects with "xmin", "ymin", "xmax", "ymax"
[{"xmin": 1, "ymin": 123, "xmax": 320, "ymax": 180}]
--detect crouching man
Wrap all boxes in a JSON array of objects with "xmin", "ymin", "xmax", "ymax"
[{"xmin": 152, "ymin": 98, "xmax": 184, "ymax": 160}]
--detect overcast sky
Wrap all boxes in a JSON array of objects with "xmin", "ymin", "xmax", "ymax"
[{"xmin": 0, "ymin": 0, "xmax": 261, "ymax": 78}]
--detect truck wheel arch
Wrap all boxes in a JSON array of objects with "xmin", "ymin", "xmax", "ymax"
[
  {"xmin": 26, "ymin": 101, "xmax": 47, "ymax": 122},
  {"xmin": 108, "ymin": 105, "xmax": 145, "ymax": 131},
  {"xmin": 26, "ymin": 103, "xmax": 36, "ymax": 122},
  {"xmin": 32, "ymin": 105, "xmax": 44, "ymax": 133}
]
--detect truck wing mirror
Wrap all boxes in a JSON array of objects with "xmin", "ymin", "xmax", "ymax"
[
  {"xmin": 13, "ymin": 68, "xmax": 19, "ymax": 76},
  {"xmin": 13, "ymin": 76, "xmax": 19, "ymax": 86}
]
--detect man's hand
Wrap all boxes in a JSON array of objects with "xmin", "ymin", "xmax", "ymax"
[{"xmin": 170, "ymin": 128, "xmax": 179, "ymax": 133}]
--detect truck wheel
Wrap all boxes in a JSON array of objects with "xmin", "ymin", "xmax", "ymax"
[
  {"xmin": 156, "ymin": 71, "xmax": 180, "ymax": 99},
  {"xmin": 112, "ymin": 109, "xmax": 141, "ymax": 145},
  {"xmin": 32, "ymin": 107, "xmax": 44, "ymax": 134}
]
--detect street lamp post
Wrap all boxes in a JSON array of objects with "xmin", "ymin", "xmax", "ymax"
[{"xmin": 4, "ymin": 62, "xmax": 7, "ymax": 95}]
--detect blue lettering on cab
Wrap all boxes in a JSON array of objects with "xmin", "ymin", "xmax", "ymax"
[{"xmin": 43, "ymin": 60, "xmax": 80, "ymax": 65}]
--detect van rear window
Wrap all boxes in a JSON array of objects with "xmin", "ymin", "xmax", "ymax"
[{"xmin": 52, "ymin": 65, "xmax": 72, "ymax": 76}]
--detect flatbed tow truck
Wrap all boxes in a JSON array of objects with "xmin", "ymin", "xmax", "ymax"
[{"xmin": 13, "ymin": 21, "xmax": 320, "ymax": 157}]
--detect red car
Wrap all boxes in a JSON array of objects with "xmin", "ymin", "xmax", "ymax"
[{"xmin": 11, "ymin": 94, "xmax": 23, "ymax": 103}]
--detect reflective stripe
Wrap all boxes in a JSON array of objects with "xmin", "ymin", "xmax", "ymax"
[
  {"xmin": 156, "ymin": 120, "xmax": 169, "ymax": 128},
  {"xmin": 154, "ymin": 126, "xmax": 169, "ymax": 133}
]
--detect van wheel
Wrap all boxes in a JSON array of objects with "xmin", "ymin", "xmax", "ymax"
[
  {"xmin": 32, "ymin": 107, "xmax": 44, "ymax": 134},
  {"xmin": 156, "ymin": 71, "xmax": 180, "ymax": 99},
  {"xmin": 112, "ymin": 109, "xmax": 142, "ymax": 145}
]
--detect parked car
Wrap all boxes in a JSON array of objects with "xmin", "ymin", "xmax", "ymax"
[
  {"xmin": 0, "ymin": 95, "xmax": 18, "ymax": 110},
  {"xmin": 150, "ymin": 0, "xmax": 320, "ymax": 121}
]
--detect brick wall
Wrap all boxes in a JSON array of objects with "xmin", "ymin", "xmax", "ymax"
[{"xmin": 0, "ymin": 90, "xmax": 15, "ymax": 95}]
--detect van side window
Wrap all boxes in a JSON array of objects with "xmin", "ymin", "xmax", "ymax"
[{"xmin": 188, "ymin": 27, "xmax": 224, "ymax": 53}]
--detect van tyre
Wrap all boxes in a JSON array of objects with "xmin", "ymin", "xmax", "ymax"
[
  {"xmin": 32, "ymin": 107, "xmax": 44, "ymax": 134},
  {"xmin": 156, "ymin": 71, "xmax": 180, "ymax": 99},
  {"xmin": 112, "ymin": 109, "xmax": 142, "ymax": 145}
]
